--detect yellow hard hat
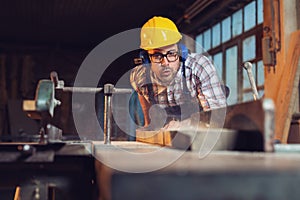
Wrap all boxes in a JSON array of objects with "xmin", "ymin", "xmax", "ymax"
[{"xmin": 140, "ymin": 16, "xmax": 182, "ymax": 50}]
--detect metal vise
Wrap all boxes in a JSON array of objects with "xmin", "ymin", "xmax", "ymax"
[
  {"xmin": 23, "ymin": 80, "xmax": 61, "ymax": 119},
  {"xmin": 23, "ymin": 79, "xmax": 62, "ymax": 143},
  {"xmin": 23, "ymin": 71, "xmax": 132, "ymax": 144}
]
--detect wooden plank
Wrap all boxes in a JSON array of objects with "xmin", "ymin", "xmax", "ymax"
[
  {"xmin": 0, "ymin": 55, "xmax": 8, "ymax": 135},
  {"xmin": 136, "ymin": 100, "xmax": 266, "ymax": 150},
  {"xmin": 275, "ymin": 31, "xmax": 300, "ymax": 142},
  {"xmin": 10, "ymin": 55, "xmax": 19, "ymax": 99},
  {"xmin": 136, "ymin": 129, "xmax": 190, "ymax": 149},
  {"xmin": 21, "ymin": 55, "xmax": 35, "ymax": 98},
  {"xmin": 136, "ymin": 129, "xmax": 169, "ymax": 146}
]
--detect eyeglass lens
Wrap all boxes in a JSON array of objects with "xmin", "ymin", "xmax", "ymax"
[{"xmin": 149, "ymin": 51, "xmax": 179, "ymax": 63}]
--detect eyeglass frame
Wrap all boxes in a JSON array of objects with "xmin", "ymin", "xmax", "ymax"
[{"xmin": 148, "ymin": 51, "xmax": 180, "ymax": 63}]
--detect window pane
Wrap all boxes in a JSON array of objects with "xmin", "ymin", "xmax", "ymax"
[
  {"xmin": 232, "ymin": 10, "xmax": 242, "ymax": 37},
  {"xmin": 222, "ymin": 16, "xmax": 231, "ymax": 42},
  {"xmin": 195, "ymin": 34, "xmax": 204, "ymax": 53},
  {"xmin": 226, "ymin": 46, "xmax": 238, "ymax": 105},
  {"xmin": 257, "ymin": 0, "xmax": 264, "ymax": 24},
  {"xmin": 258, "ymin": 90, "xmax": 264, "ymax": 98},
  {"xmin": 207, "ymin": 54, "xmax": 212, "ymax": 61},
  {"xmin": 203, "ymin": 29, "xmax": 211, "ymax": 50},
  {"xmin": 243, "ymin": 92, "xmax": 254, "ymax": 102},
  {"xmin": 213, "ymin": 52, "xmax": 223, "ymax": 78},
  {"xmin": 244, "ymin": 1, "xmax": 256, "ymax": 31},
  {"xmin": 243, "ymin": 35, "xmax": 256, "ymax": 61},
  {"xmin": 257, "ymin": 60, "xmax": 264, "ymax": 86},
  {"xmin": 257, "ymin": 60, "xmax": 265, "ymax": 98},
  {"xmin": 212, "ymin": 23, "xmax": 221, "ymax": 48}
]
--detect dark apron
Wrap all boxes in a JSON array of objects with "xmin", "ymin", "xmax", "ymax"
[{"xmin": 145, "ymin": 67, "xmax": 203, "ymax": 124}]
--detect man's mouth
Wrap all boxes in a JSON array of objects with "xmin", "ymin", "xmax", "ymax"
[{"xmin": 161, "ymin": 69, "xmax": 171, "ymax": 76}]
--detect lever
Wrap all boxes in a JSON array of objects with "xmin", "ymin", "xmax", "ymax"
[{"xmin": 243, "ymin": 62, "xmax": 259, "ymax": 100}]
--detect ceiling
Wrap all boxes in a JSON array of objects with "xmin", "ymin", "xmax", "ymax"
[
  {"xmin": 0, "ymin": 0, "xmax": 194, "ymax": 49},
  {"xmin": 0, "ymin": 0, "xmax": 252, "ymax": 50}
]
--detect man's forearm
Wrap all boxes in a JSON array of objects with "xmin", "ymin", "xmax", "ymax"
[{"xmin": 138, "ymin": 94, "xmax": 151, "ymax": 126}]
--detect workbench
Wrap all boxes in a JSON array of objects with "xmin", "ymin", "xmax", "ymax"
[
  {"xmin": 93, "ymin": 141, "xmax": 300, "ymax": 200},
  {"xmin": 0, "ymin": 142, "xmax": 96, "ymax": 200},
  {"xmin": 1, "ymin": 140, "xmax": 300, "ymax": 200}
]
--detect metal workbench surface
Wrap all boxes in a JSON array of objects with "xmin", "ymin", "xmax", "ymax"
[{"xmin": 93, "ymin": 141, "xmax": 300, "ymax": 200}]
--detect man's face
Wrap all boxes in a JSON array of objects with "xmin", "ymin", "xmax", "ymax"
[{"xmin": 148, "ymin": 44, "xmax": 180, "ymax": 85}]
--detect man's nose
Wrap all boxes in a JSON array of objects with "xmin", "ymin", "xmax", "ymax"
[{"xmin": 161, "ymin": 56, "xmax": 169, "ymax": 65}]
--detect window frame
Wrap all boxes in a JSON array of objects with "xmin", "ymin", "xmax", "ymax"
[{"xmin": 194, "ymin": 0, "xmax": 263, "ymax": 104}]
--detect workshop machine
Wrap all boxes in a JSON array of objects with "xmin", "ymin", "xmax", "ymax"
[
  {"xmin": 0, "ymin": 73, "xmax": 94, "ymax": 200},
  {"xmin": 0, "ymin": 62, "xmax": 276, "ymax": 199},
  {"xmin": 0, "ymin": 71, "xmax": 132, "ymax": 200},
  {"xmin": 0, "ymin": 63, "xmax": 294, "ymax": 200}
]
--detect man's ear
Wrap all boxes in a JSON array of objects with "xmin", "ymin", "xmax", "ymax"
[
  {"xmin": 140, "ymin": 50, "xmax": 151, "ymax": 65},
  {"xmin": 178, "ymin": 43, "xmax": 189, "ymax": 62}
]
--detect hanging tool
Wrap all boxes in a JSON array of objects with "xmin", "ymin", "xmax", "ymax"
[{"xmin": 243, "ymin": 62, "xmax": 259, "ymax": 100}]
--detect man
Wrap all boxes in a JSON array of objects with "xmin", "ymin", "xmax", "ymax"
[{"xmin": 130, "ymin": 16, "xmax": 226, "ymax": 130}]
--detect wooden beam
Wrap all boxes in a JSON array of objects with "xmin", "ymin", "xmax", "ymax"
[
  {"xmin": 275, "ymin": 31, "xmax": 300, "ymax": 142},
  {"xmin": 0, "ymin": 55, "xmax": 8, "ymax": 135},
  {"xmin": 136, "ymin": 129, "xmax": 190, "ymax": 149}
]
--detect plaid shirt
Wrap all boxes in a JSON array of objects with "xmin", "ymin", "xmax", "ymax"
[{"xmin": 130, "ymin": 53, "xmax": 227, "ymax": 111}]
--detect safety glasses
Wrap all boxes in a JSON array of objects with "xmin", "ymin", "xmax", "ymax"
[{"xmin": 149, "ymin": 51, "xmax": 179, "ymax": 63}]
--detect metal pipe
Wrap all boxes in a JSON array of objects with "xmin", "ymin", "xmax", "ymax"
[
  {"xmin": 62, "ymin": 86, "xmax": 132, "ymax": 94},
  {"xmin": 104, "ymin": 84, "xmax": 114, "ymax": 144},
  {"xmin": 50, "ymin": 72, "xmax": 132, "ymax": 94},
  {"xmin": 62, "ymin": 87, "xmax": 103, "ymax": 93},
  {"xmin": 113, "ymin": 88, "xmax": 133, "ymax": 94},
  {"xmin": 263, "ymin": 98, "xmax": 275, "ymax": 152},
  {"xmin": 243, "ymin": 62, "xmax": 259, "ymax": 100}
]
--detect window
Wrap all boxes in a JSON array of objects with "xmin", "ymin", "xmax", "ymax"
[
  {"xmin": 195, "ymin": 34, "xmax": 204, "ymax": 53},
  {"xmin": 222, "ymin": 17, "xmax": 231, "ymax": 43},
  {"xmin": 213, "ymin": 52, "xmax": 223, "ymax": 78},
  {"xmin": 257, "ymin": 60, "xmax": 264, "ymax": 97},
  {"xmin": 232, "ymin": 10, "xmax": 243, "ymax": 37},
  {"xmin": 226, "ymin": 46, "xmax": 238, "ymax": 105},
  {"xmin": 212, "ymin": 23, "xmax": 221, "ymax": 48},
  {"xmin": 257, "ymin": 0, "xmax": 264, "ymax": 24},
  {"xmin": 243, "ymin": 35, "xmax": 256, "ymax": 61},
  {"xmin": 203, "ymin": 29, "xmax": 211, "ymax": 50},
  {"xmin": 195, "ymin": 0, "xmax": 264, "ymax": 105},
  {"xmin": 244, "ymin": 1, "xmax": 256, "ymax": 31}
]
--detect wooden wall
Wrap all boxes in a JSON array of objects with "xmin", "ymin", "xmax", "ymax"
[
  {"xmin": 0, "ymin": 48, "xmax": 87, "ymax": 135},
  {"xmin": 263, "ymin": 0, "xmax": 300, "ymax": 143}
]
